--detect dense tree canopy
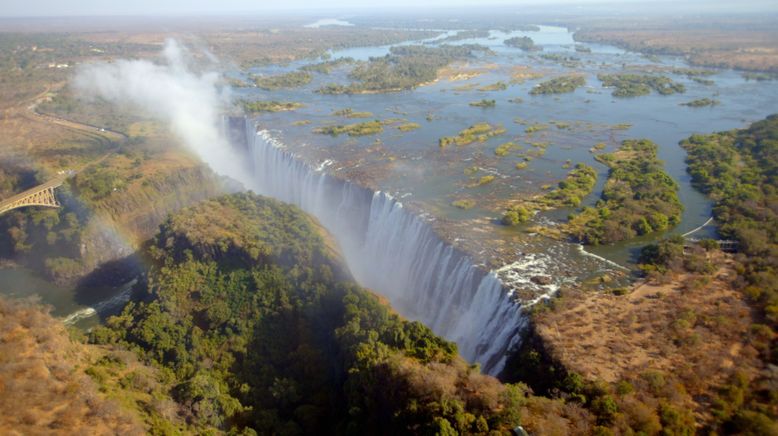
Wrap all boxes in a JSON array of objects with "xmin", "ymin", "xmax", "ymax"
[
  {"xmin": 567, "ymin": 139, "xmax": 682, "ymax": 245},
  {"xmin": 681, "ymin": 114, "xmax": 778, "ymax": 328},
  {"xmin": 91, "ymin": 193, "xmax": 524, "ymax": 434}
]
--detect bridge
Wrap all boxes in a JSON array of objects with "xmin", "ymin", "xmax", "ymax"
[{"xmin": 0, "ymin": 176, "xmax": 67, "ymax": 215}]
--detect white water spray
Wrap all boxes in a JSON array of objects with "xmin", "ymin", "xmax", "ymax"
[{"xmin": 248, "ymin": 126, "xmax": 529, "ymax": 374}]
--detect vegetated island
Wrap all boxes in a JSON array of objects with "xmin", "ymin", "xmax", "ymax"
[
  {"xmin": 438, "ymin": 122, "xmax": 506, "ymax": 147},
  {"xmin": 680, "ymin": 98, "xmax": 720, "ymax": 107},
  {"xmin": 314, "ymin": 120, "xmax": 384, "ymax": 137},
  {"xmin": 530, "ymin": 75, "xmax": 586, "ymax": 95},
  {"xmin": 451, "ymin": 198, "xmax": 476, "ymax": 209},
  {"xmin": 470, "ymin": 99, "xmax": 496, "ymax": 108},
  {"xmin": 597, "ymin": 73, "xmax": 686, "ymax": 97},
  {"xmin": 539, "ymin": 53, "xmax": 581, "ymax": 68},
  {"xmin": 316, "ymin": 44, "xmax": 490, "ymax": 94},
  {"xmin": 494, "ymin": 141, "xmax": 516, "ymax": 157},
  {"xmin": 477, "ymin": 81, "xmax": 508, "ymax": 91},
  {"xmin": 432, "ymin": 29, "xmax": 490, "ymax": 43},
  {"xmin": 566, "ymin": 139, "xmax": 682, "ymax": 244},
  {"xmin": 242, "ymin": 100, "xmax": 304, "ymax": 113},
  {"xmin": 300, "ymin": 57, "xmax": 356, "ymax": 74},
  {"xmin": 504, "ymin": 36, "xmax": 541, "ymax": 51},
  {"xmin": 332, "ymin": 108, "xmax": 374, "ymax": 118},
  {"xmin": 502, "ymin": 163, "xmax": 598, "ymax": 225},
  {"xmin": 397, "ymin": 122, "xmax": 421, "ymax": 132},
  {"xmin": 253, "ymin": 70, "xmax": 312, "ymax": 90}
]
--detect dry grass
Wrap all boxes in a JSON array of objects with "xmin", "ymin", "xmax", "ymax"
[
  {"xmin": 576, "ymin": 27, "xmax": 778, "ymax": 72},
  {"xmin": 0, "ymin": 297, "xmax": 144, "ymax": 435},
  {"xmin": 535, "ymin": 252, "xmax": 761, "ymax": 422}
]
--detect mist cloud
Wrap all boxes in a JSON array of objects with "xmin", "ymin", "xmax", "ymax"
[{"xmin": 74, "ymin": 39, "xmax": 251, "ymax": 186}]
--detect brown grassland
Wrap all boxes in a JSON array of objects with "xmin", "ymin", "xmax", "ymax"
[
  {"xmin": 0, "ymin": 298, "xmax": 145, "ymax": 434},
  {"xmin": 574, "ymin": 18, "xmax": 778, "ymax": 72}
]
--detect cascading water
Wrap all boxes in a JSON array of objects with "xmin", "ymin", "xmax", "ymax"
[{"xmin": 244, "ymin": 120, "xmax": 527, "ymax": 375}]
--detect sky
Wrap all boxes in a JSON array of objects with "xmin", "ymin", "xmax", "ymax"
[{"xmin": 4, "ymin": 0, "xmax": 775, "ymax": 18}]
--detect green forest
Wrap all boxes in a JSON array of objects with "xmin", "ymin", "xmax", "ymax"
[
  {"xmin": 317, "ymin": 44, "xmax": 489, "ymax": 94},
  {"xmin": 681, "ymin": 115, "xmax": 778, "ymax": 329},
  {"xmin": 88, "ymin": 193, "xmax": 526, "ymax": 434},
  {"xmin": 504, "ymin": 36, "xmax": 539, "ymax": 51},
  {"xmin": 530, "ymin": 75, "xmax": 585, "ymax": 95},
  {"xmin": 597, "ymin": 74, "xmax": 686, "ymax": 97},
  {"xmin": 502, "ymin": 163, "xmax": 598, "ymax": 226},
  {"xmin": 253, "ymin": 71, "xmax": 312, "ymax": 90},
  {"xmin": 567, "ymin": 139, "xmax": 682, "ymax": 244}
]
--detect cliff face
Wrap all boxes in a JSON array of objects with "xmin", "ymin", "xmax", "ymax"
[
  {"xmin": 79, "ymin": 164, "xmax": 230, "ymax": 274},
  {"xmin": 0, "ymin": 162, "xmax": 231, "ymax": 284}
]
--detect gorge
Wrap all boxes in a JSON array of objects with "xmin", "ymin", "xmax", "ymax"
[{"xmin": 243, "ymin": 120, "xmax": 527, "ymax": 375}]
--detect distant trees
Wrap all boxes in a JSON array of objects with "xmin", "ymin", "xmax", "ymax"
[
  {"xmin": 252, "ymin": 71, "xmax": 312, "ymax": 90},
  {"xmin": 504, "ymin": 36, "xmax": 540, "ymax": 51},
  {"xmin": 317, "ymin": 44, "xmax": 490, "ymax": 94},
  {"xmin": 313, "ymin": 120, "xmax": 384, "ymax": 136},
  {"xmin": 597, "ymin": 73, "xmax": 686, "ymax": 97},
  {"xmin": 530, "ymin": 75, "xmax": 585, "ymax": 95},
  {"xmin": 439, "ymin": 123, "xmax": 506, "ymax": 148},
  {"xmin": 241, "ymin": 100, "xmax": 304, "ymax": 113}
]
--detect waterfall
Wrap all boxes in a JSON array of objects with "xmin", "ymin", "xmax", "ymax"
[{"xmin": 245, "ymin": 122, "xmax": 527, "ymax": 375}]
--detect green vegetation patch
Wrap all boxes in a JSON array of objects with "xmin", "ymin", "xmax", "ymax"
[
  {"xmin": 332, "ymin": 108, "xmax": 374, "ymax": 118},
  {"xmin": 566, "ymin": 139, "xmax": 682, "ymax": 244},
  {"xmin": 434, "ymin": 30, "xmax": 490, "ymax": 43},
  {"xmin": 742, "ymin": 72, "xmax": 778, "ymax": 81},
  {"xmin": 477, "ymin": 81, "xmax": 508, "ymax": 91},
  {"xmin": 253, "ymin": 70, "xmax": 312, "ymax": 90},
  {"xmin": 470, "ymin": 99, "xmax": 496, "ymax": 108},
  {"xmin": 242, "ymin": 100, "xmax": 304, "ymax": 113},
  {"xmin": 691, "ymin": 77, "xmax": 715, "ymax": 85},
  {"xmin": 314, "ymin": 120, "xmax": 384, "ymax": 136},
  {"xmin": 681, "ymin": 115, "xmax": 778, "ymax": 327},
  {"xmin": 530, "ymin": 75, "xmax": 586, "ymax": 95},
  {"xmin": 504, "ymin": 36, "xmax": 540, "ymax": 51},
  {"xmin": 439, "ymin": 122, "xmax": 506, "ymax": 147},
  {"xmin": 468, "ymin": 175, "xmax": 495, "ymax": 187},
  {"xmin": 317, "ymin": 44, "xmax": 489, "ymax": 94},
  {"xmin": 502, "ymin": 163, "xmax": 598, "ymax": 226},
  {"xmin": 538, "ymin": 53, "xmax": 581, "ymax": 68},
  {"xmin": 597, "ymin": 73, "xmax": 686, "ymax": 97},
  {"xmin": 680, "ymin": 98, "xmax": 719, "ymax": 107},
  {"xmin": 525, "ymin": 123, "xmax": 549, "ymax": 134},
  {"xmin": 397, "ymin": 122, "xmax": 421, "ymax": 132},
  {"xmin": 300, "ymin": 57, "xmax": 356, "ymax": 74},
  {"xmin": 451, "ymin": 198, "xmax": 476, "ymax": 209},
  {"xmin": 494, "ymin": 142, "xmax": 515, "ymax": 156}
]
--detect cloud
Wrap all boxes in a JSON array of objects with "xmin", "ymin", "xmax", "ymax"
[{"xmin": 74, "ymin": 39, "xmax": 251, "ymax": 186}]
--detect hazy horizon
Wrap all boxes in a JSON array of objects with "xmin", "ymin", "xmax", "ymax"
[{"xmin": 3, "ymin": 0, "xmax": 777, "ymax": 18}]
